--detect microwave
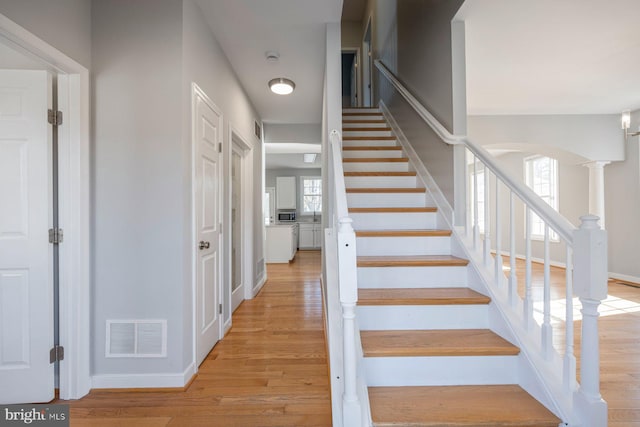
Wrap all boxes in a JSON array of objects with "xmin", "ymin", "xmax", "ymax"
[{"xmin": 278, "ymin": 211, "xmax": 297, "ymax": 222}]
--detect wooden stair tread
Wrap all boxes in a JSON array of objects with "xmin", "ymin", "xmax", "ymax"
[
  {"xmin": 346, "ymin": 187, "xmax": 425, "ymax": 193},
  {"xmin": 357, "ymin": 255, "xmax": 468, "ymax": 267},
  {"xmin": 358, "ymin": 288, "xmax": 490, "ymax": 306},
  {"xmin": 361, "ymin": 329, "xmax": 520, "ymax": 357},
  {"xmin": 344, "ymin": 171, "xmax": 416, "ymax": 177},
  {"xmin": 343, "ymin": 146, "xmax": 402, "ymax": 151},
  {"xmin": 343, "ymin": 119, "xmax": 387, "ymax": 123},
  {"xmin": 343, "ymin": 136, "xmax": 396, "ymax": 140},
  {"xmin": 343, "ymin": 126, "xmax": 392, "ymax": 132},
  {"xmin": 343, "ymin": 157, "xmax": 408, "ymax": 163},
  {"xmin": 355, "ymin": 229, "xmax": 451, "ymax": 237},
  {"xmin": 368, "ymin": 385, "xmax": 561, "ymax": 426},
  {"xmin": 349, "ymin": 207, "xmax": 436, "ymax": 213}
]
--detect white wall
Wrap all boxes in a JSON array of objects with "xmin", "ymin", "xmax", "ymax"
[
  {"xmin": 0, "ymin": 0, "xmax": 91, "ymax": 68},
  {"xmin": 92, "ymin": 0, "xmax": 185, "ymax": 376},
  {"xmin": 468, "ymin": 115, "xmax": 624, "ymax": 163},
  {"xmin": 182, "ymin": 0, "xmax": 264, "ymax": 349}
]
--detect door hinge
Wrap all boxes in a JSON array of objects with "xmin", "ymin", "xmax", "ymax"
[
  {"xmin": 50, "ymin": 345, "xmax": 64, "ymax": 363},
  {"xmin": 48, "ymin": 228, "xmax": 64, "ymax": 244},
  {"xmin": 218, "ymin": 142, "xmax": 222, "ymax": 153},
  {"xmin": 219, "ymin": 304, "xmax": 222, "ymax": 315},
  {"xmin": 48, "ymin": 109, "xmax": 63, "ymax": 126}
]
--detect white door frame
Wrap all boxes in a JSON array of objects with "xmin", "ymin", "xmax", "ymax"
[
  {"xmin": 228, "ymin": 126, "xmax": 254, "ymax": 312},
  {"xmin": 341, "ymin": 47, "xmax": 362, "ymax": 108},
  {"xmin": 0, "ymin": 14, "xmax": 91, "ymax": 400}
]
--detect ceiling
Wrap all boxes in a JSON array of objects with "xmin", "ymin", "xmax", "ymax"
[
  {"xmin": 457, "ymin": 0, "xmax": 640, "ymax": 115},
  {"xmin": 195, "ymin": 0, "xmax": 343, "ymax": 124}
]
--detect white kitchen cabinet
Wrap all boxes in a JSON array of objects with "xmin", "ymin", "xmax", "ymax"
[
  {"xmin": 265, "ymin": 224, "xmax": 297, "ymax": 263},
  {"xmin": 298, "ymin": 223, "xmax": 322, "ymax": 249},
  {"xmin": 276, "ymin": 176, "xmax": 296, "ymax": 209}
]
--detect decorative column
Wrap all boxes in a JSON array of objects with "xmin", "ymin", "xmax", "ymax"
[{"xmin": 583, "ymin": 161, "xmax": 610, "ymax": 229}]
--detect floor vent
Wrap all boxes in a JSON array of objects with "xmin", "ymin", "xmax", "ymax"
[{"xmin": 106, "ymin": 320, "xmax": 167, "ymax": 358}]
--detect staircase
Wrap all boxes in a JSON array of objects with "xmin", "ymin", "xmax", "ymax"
[{"xmin": 342, "ymin": 107, "xmax": 561, "ymax": 426}]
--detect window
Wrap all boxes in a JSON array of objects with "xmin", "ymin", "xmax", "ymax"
[
  {"xmin": 469, "ymin": 167, "xmax": 486, "ymax": 234},
  {"xmin": 524, "ymin": 156, "xmax": 558, "ymax": 241},
  {"xmin": 300, "ymin": 176, "xmax": 322, "ymax": 214}
]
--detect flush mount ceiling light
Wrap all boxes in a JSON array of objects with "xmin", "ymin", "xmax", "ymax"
[{"xmin": 269, "ymin": 78, "xmax": 295, "ymax": 95}]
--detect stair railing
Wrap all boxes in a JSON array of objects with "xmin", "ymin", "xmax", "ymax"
[
  {"xmin": 375, "ymin": 59, "xmax": 608, "ymax": 426},
  {"xmin": 327, "ymin": 129, "xmax": 364, "ymax": 426}
]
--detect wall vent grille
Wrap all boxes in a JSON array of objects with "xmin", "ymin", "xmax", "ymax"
[{"xmin": 106, "ymin": 320, "xmax": 167, "ymax": 358}]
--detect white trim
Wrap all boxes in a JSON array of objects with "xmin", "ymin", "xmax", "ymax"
[
  {"xmin": 609, "ymin": 272, "xmax": 640, "ymax": 286},
  {"xmin": 379, "ymin": 100, "xmax": 455, "ymax": 225},
  {"xmin": 0, "ymin": 13, "xmax": 91, "ymax": 400},
  {"xmin": 92, "ymin": 362, "xmax": 196, "ymax": 389}
]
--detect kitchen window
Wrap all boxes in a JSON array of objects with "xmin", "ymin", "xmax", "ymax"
[{"xmin": 300, "ymin": 176, "xmax": 322, "ymax": 214}]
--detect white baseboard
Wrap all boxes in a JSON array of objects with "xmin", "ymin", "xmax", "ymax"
[
  {"xmin": 92, "ymin": 362, "xmax": 196, "ymax": 389},
  {"xmin": 609, "ymin": 272, "xmax": 640, "ymax": 286},
  {"xmin": 252, "ymin": 271, "xmax": 267, "ymax": 298}
]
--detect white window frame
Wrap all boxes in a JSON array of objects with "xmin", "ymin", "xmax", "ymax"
[
  {"xmin": 469, "ymin": 166, "xmax": 486, "ymax": 234},
  {"xmin": 299, "ymin": 176, "xmax": 322, "ymax": 215},
  {"xmin": 524, "ymin": 155, "xmax": 559, "ymax": 242}
]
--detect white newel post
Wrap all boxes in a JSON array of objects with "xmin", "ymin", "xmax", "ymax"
[
  {"xmin": 584, "ymin": 161, "xmax": 610, "ymax": 229},
  {"xmin": 573, "ymin": 215, "xmax": 608, "ymax": 426},
  {"xmin": 337, "ymin": 217, "xmax": 361, "ymax": 426}
]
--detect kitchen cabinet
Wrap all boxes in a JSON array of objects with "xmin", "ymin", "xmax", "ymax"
[
  {"xmin": 276, "ymin": 176, "xmax": 296, "ymax": 209},
  {"xmin": 298, "ymin": 223, "xmax": 322, "ymax": 249},
  {"xmin": 265, "ymin": 224, "xmax": 297, "ymax": 263}
]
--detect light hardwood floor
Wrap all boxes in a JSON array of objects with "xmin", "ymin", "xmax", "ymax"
[
  {"xmin": 62, "ymin": 251, "xmax": 331, "ymax": 426},
  {"xmin": 60, "ymin": 251, "xmax": 640, "ymax": 426}
]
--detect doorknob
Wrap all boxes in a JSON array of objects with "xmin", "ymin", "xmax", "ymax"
[{"xmin": 199, "ymin": 241, "xmax": 210, "ymax": 250}]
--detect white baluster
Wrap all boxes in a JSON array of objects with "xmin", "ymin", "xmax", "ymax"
[
  {"xmin": 494, "ymin": 180, "xmax": 503, "ymax": 287},
  {"xmin": 564, "ymin": 246, "xmax": 576, "ymax": 393},
  {"xmin": 542, "ymin": 225, "xmax": 553, "ymax": 360},
  {"xmin": 483, "ymin": 166, "xmax": 491, "ymax": 268},
  {"xmin": 573, "ymin": 215, "xmax": 608, "ymax": 426},
  {"xmin": 509, "ymin": 192, "xmax": 518, "ymax": 307},
  {"xmin": 472, "ymin": 156, "xmax": 479, "ymax": 250},
  {"xmin": 524, "ymin": 208, "xmax": 533, "ymax": 331}
]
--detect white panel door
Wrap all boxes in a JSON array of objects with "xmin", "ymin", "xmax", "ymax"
[
  {"xmin": 0, "ymin": 70, "xmax": 54, "ymax": 403},
  {"xmin": 194, "ymin": 88, "xmax": 222, "ymax": 367}
]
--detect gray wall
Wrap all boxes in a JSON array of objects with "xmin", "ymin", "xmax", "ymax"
[
  {"xmin": 182, "ymin": 0, "xmax": 264, "ymax": 347},
  {"xmin": 92, "ymin": 0, "xmax": 184, "ymax": 375},
  {"xmin": 605, "ymin": 109, "xmax": 640, "ymax": 280},
  {"xmin": 0, "ymin": 0, "xmax": 91, "ymax": 68},
  {"xmin": 341, "ymin": 20, "xmax": 362, "ymax": 48},
  {"xmin": 264, "ymin": 123, "xmax": 321, "ymax": 144}
]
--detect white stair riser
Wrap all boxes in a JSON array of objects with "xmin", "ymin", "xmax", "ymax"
[
  {"xmin": 342, "ymin": 150, "xmax": 404, "ymax": 159},
  {"xmin": 347, "ymin": 192, "xmax": 426, "ymax": 207},
  {"xmin": 343, "ymin": 116, "xmax": 384, "ymax": 122},
  {"xmin": 357, "ymin": 305, "xmax": 489, "ymax": 330},
  {"xmin": 342, "ymin": 139, "xmax": 397, "ymax": 147},
  {"xmin": 344, "ymin": 176, "xmax": 417, "ymax": 188},
  {"xmin": 356, "ymin": 235, "xmax": 451, "ymax": 256},
  {"xmin": 363, "ymin": 355, "xmax": 518, "ymax": 386},
  {"xmin": 343, "ymin": 130, "xmax": 393, "ymax": 137},
  {"xmin": 343, "ymin": 122, "xmax": 388, "ymax": 128},
  {"xmin": 343, "ymin": 162, "xmax": 410, "ymax": 173},
  {"xmin": 350, "ymin": 212, "xmax": 437, "ymax": 230},
  {"xmin": 357, "ymin": 266, "xmax": 468, "ymax": 288}
]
